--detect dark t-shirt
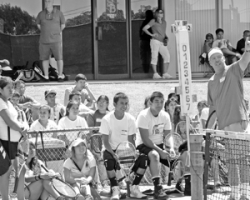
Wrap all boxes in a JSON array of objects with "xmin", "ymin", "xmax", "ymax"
[
  {"xmin": 236, "ymin": 38, "xmax": 245, "ymax": 55},
  {"xmin": 87, "ymin": 110, "xmax": 108, "ymax": 127}
]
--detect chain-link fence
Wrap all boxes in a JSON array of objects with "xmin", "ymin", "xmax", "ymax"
[{"xmin": 204, "ymin": 130, "xmax": 250, "ymax": 200}]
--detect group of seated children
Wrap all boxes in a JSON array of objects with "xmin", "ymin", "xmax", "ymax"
[{"xmin": 3, "ymin": 74, "xmax": 212, "ymax": 200}]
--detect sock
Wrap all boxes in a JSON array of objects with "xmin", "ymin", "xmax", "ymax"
[
  {"xmin": 132, "ymin": 173, "xmax": 144, "ymax": 186},
  {"xmin": 44, "ymin": 75, "xmax": 49, "ymax": 79},
  {"xmin": 109, "ymin": 177, "xmax": 118, "ymax": 188},
  {"xmin": 152, "ymin": 177, "xmax": 160, "ymax": 187}
]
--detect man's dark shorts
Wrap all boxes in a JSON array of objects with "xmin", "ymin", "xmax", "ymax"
[
  {"xmin": 137, "ymin": 143, "xmax": 176, "ymax": 167},
  {"xmin": 39, "ymin": 42, "xmax": 63, "ymax": 61}
]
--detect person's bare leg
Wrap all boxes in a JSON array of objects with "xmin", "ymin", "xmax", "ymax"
[
  {"xmin": 42, "ymin": 180, "xmax": 60, "ymax": 199},
  {"xmin": 163, "ymin": 63, "xmax": 169, "ymax": 74},
  {"xmin": 25, "ymin": 181, "xmax": 43, "ymax": 200},
  {"xmin": 42, "ymin": 60, "xmax": 50, "ymax": 79},
  {"xmin": 57, "ymin": 60, "xmax": 64, "ymax": 77},
  {"xmin": 148, "ymin": 150, "xmax": 160, "ymax": 178},
  {"xmin": 152, "ymin": 64, "xmax": 158, "ymax": 74}
]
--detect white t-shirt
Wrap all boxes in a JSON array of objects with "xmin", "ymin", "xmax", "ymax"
[
  {"xmin": 0, "ymin": 98, "xmax": 22, "ymax": 142},
  {"xmin": 197, "ymin": 107, "xmax": 209, "ymax": 131},
  {"xmin": 136, "ymin": 108, "xmax": 172, "ymax": 145},
  {"xmin": 30, "ymin": 119, "xmax": 58, "ymax": 137},
  {"xmin": 58, "ymin": 116, "xmax": 88, "ymax": 141},
  {"xmin": 99, "ymin": 111, "xmax": 136, "ymax": 150},
  {"xmin": 63, "ymin": 150, "xmax": 96, "ymax": 178}
]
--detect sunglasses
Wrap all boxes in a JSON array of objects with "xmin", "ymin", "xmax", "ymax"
[
  {"xmin": 157, "ymin": 11, "xmax": 164, "ymax": 14},
  {"xmin": 45, "ymin": 13, "xmax": 53, "ymax": 20}
]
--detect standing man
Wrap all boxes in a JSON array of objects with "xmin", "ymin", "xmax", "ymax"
[
  {"xmin": 36, "ymin": 0, "xmax": 65, "ymax": 82},
  {"xmin": 207, "ymin": 39, "xmax": 250, "ymax": 199}
]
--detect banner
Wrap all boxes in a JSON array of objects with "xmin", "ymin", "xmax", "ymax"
[{"xmin": 106, "ymin": 0, "xmax": 117, "ymax": 18}]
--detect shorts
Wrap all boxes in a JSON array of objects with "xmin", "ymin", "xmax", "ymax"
[
  {"xmin": 39, "ymin": 42, "xmax": 63, "ymax": 61},
  {"xmin": 150, "ymin": 39, "xmax": 170, "ymax": 65},
  {"xmin": 137, "ymin": 143, "xmax": 174, "ymax": 167},
  {"xmin": 0, "ymin": 139, "xmax": 18, "ymax": 160}
]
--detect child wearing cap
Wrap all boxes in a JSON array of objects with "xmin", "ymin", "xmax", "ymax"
[
  {"xmin": 45, "ymin": 89, "xmax": 65, "ymax": 124},
  {"xmin": 63, "ymin": 138, "xmax": 97, "ymax": 200},
  {"xmin": 64, "ymin": 74, "xmax": 96, "ymax": 108},
  {"xmin": 29, "ymin": 105, "xmax": 58, "ymax": 138}
]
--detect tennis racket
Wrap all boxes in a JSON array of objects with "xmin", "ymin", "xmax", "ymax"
[
  {"xmin": 205, "ymin": 110, "xmax": 218, "ymax": 130},
  {"xmin": 163, "ymin": 132, "xmax": 183, "ymax": 186},
  {"xmin": 116, "ymin": 141, "xmax": 136, "ymax": 197},
  {"xmin": 89, "ymin": 134, "xmax": 103, "ymax": 159},
  {"xmin": 41, "ymin": 165, "xmax": 77, "ymax": 198}
]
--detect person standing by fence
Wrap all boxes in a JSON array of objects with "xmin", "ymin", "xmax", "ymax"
[
  {"xmin": 36, "ymin": 0, "xmax": 65, "ymax": 82},
  {"xmin": 207, "ymin": 39, "xmax": 250, "ymax": 199}
]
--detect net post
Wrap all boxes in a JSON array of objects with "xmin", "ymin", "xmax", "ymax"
[
  {"xmin": 190, "ymin": 134, "xmax": 204, "ymax": 200},
  {"xmin": 203, "ymin": 131, "xmax": 211, "ymax": 200}
]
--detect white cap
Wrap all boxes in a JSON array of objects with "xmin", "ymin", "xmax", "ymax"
[
  {"xmin": 208, "ymin": 48, "xmax": 223, "ymax": 60},
  {"xmin": 69, "ymin": 138, "xmax": 87, "ymax": 151}
]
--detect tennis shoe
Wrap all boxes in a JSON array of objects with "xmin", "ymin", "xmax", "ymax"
[
  {"xmin": 153, "ymin": 73, "xmax": 162, "ymax": 79},
  {"xmin": 102, "ymin": 180, "xmax": 110, "ymax": 192},
  {"xmin": 154, "ymin": 185, "xmax": 168, "ymax": 200},
  {"xmin": 162, "ymin": 73, "xmax": 173, "ymax": 79},
  {"xmin": 130, "ymin": 185, "xmax": 147, "ymax": 199},
  {"xmin": 119, "ymin": 179, "xmax": 127, "ymax": 190},
  {"xmin": 111, "ymin": 186, "xmax": 120, "ymax": 200}
]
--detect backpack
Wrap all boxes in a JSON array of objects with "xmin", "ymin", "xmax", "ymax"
[
  {"xmin": 32, "ymin": 60, "xmax": 66, "ymax": 81},
  {"xmin": 0, "ymin": 127, "xmax": 11, "ymax": 176}
]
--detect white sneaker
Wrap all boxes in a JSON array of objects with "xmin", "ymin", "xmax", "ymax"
[
  {"xmin": 118, "ymin": 179, "xmax": 127, "ymax": 190},
  {"xmin": 130, "ymin": 185, "xmax": 147, "ymax": 199},
  {"xmin": 153, "ymin": 73, "xmax": 162, "ymax": 79},
  {"xmin": 111, "ymin": 186, "xmax": 120, "ymax": 200},
  {"xmin": 162, "ymin": 73, "xmax": 173, "ymax": 79},
  {"xmin": 101, "ymin": 180, "xmax": 110, "ymax": 194}
]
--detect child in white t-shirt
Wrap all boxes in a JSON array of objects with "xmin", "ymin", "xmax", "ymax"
[
  {"xmin": 100, "ymin": 92, "xmax": 146, "ymax": 199},
  {"xmin": 30, "ymin": 105, "xmax": 58, "ymax": 138},
  {"xmin": 64, "ymin": 138, "xmax": 97, "ymax": 200},
  {"xmin": 194, "ymin": 100, "xmax": 209, "ymax": 130},
  {"xmin": 69, "ymin": 92, "xmax": 93, "ymax": 120},
  {"xmin": 58, "ymin": 101, "xmax": 89, "ymax": 147}
]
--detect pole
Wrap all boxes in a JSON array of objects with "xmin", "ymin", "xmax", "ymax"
[{"xmin": 190, "ymin": 134, "xmax": 204, "ymax": 200}]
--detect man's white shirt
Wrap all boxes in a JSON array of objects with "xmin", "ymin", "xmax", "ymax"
[
  {"xmin": 99, "ymin": 111, "xmax": 136, "ymax": 150},
  {"xmin": 136, "ymin": 108, "xmax": 172, "ymax": 145}
]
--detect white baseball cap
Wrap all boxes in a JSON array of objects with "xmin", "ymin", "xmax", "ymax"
[
  {"xmin": 69, "ymin": 138, "xmax": 87, "ymax": 151},
  {"xmin": 208, "ymin": 48, "xmax": 223, "ymax": 61}
]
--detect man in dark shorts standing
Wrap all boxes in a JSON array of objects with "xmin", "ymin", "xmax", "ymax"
[
  {"xmin": 36, "ymin": 0, "xmax": 65, "ymax": 82},
  {"xmin": 207, "ymin": 39, "xmax": 250, "ymax": 199},
  {"xmin": 136, "ymin": 91, "xmax": 172, "ymax": 199}
]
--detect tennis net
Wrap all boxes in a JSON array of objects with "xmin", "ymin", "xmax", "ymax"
[{"xmin": 204, "ymin": 129, "xmax": 250, "ymax": 200}]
